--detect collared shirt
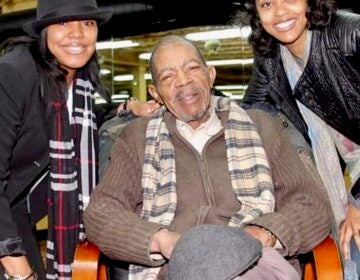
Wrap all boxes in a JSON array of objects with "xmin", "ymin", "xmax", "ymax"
[
  {"xmin": 176, "ymin": 105, "xmax": 222, "ymax": 154},
  {"xmin": 176, "ymin": 104, "xmax": 283, "ymax": 249}
]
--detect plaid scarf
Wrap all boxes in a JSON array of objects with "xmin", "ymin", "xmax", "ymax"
[
  {"xmin": 46, "ymin": 72, "xmax": 98, "ymax": 280},
  {"xmin": 129, "ymin": 97, "xmax": 274, "ymax": 280}
]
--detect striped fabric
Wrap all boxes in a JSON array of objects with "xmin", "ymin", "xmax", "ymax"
[
  {"xmin": 46, "ymin": 72, "xmax": 98, "ymax": 280},
  {"xmin": 129, "ymin": 96, "xmax": 274, "ymax": 280}
]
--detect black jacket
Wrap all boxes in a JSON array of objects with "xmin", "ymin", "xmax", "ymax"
[
  {"xmin": 243, "ymin": 11, "xmax": 360, "ymax": 146},
  {"xmin": 0, "ymin": 45, "xmax": 49, "ymax": 255},
  {"xmin": 243, "ymin": 11, "xmax": 360, "ymax": 198}
]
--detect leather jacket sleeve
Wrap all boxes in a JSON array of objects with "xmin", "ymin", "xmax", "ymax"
[
  {"xmin": 0, "ymin": 63, "xmax": 26, "ymax": 257},
  {"xmin": 243, "ymin": 56, "xmax": 271, "ymax": 105},
  {"xmin": 333, "ymin": 11, "xmax": 360, "ymax": 56}
]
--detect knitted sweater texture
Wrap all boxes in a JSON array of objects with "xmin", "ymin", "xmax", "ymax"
[{"xmin": 84, "ymin": 108, "xmax": 332, "ymax": 278}]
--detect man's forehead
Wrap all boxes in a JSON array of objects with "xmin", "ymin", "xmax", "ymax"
[{"xmin": 155, "ymin": 45, "xmax": 198, "ymax": 63}]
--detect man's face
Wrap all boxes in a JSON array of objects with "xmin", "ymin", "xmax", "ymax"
[{"xmin": 149, "ymin": 42, "xmax": 216, "ymax": 128}]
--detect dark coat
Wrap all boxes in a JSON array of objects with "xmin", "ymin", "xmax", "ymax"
[
  {"xmin": 0, "ymin": 45, "xmax": 49, "ymax": 254},
  {"xmin": 243, "ymin": 11, "xmax": 360, "ymax": 198},
  {"xmin": 243, "ymin": 11, "xmax": 360, "ymax": 146}
]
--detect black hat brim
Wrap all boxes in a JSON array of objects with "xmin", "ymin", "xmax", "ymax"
[{"xmin": 23, "ymin": 10, "xmax": 113, "ymax": 37}]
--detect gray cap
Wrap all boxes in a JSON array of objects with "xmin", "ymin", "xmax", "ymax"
[{"xmin": 166, "ymin": 224, "xmax": 262, "ymax": 280}]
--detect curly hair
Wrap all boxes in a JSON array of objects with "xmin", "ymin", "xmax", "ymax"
[{"xmin": 233, "ymin": 0, "xmax": 337, "ymax": 57}]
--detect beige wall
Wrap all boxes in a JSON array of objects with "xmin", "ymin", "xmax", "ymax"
[{"xmin": 1, "ymin": 0, "xmax": 36, "ymax": 14}]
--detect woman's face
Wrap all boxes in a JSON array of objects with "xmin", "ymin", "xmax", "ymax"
[
  {"xmin": 47, "ymin": 20, "xmax": 98, "ymax": 81},
  {"xmin": 255, "ymin": 0, "xmax": 308, "ymax": 56}
]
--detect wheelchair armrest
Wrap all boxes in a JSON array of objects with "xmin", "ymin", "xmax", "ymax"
[
  {"xmin": 304, "ymin": 235, "xmax": 343, "ymax": 280},
  {"xmin": 72, "ymin": 236, "xmax": 343, "ymax": 280},
  {"xmin": 73, "ymin": 240, "xmax": 107, "ymax": 280}
]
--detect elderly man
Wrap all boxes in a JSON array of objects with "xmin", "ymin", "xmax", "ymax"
[{"xmin": 84, "ymin": 35, "xmax": 331, "ymax": 280}]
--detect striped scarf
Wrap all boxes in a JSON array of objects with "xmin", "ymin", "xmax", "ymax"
[
  {"xmin": 129, "ymin": 97, "xmax": 274, "ymax": 280},
  {"xmin": 46, "ymin": 72, "xmax": 98, "ymax": 280}
]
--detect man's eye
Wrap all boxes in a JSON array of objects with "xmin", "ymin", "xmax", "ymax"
[
  {"xmin": 189, "ymin": 65, "xmax": 200, "ymax": 70},
  {"xmin": 161, "ymin": 75, "xmax": 172, "ymax": 82}
]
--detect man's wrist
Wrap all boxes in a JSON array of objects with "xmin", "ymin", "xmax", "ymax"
[{"xmin": 263, "ymin": 228, "xmax": 276, "ymax": 247}]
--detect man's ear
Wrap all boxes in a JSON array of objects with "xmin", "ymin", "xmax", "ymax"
[
  {"xmin": 148, "ymin": 84, "xmax": 163, "ymax": 105},
  {"xmin": 208, "ymin": 65, "xmax": 217, "ymax": 87}
]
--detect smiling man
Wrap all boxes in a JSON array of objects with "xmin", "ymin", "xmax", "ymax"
[{"xmin": 84, "ymin": 35, "xmax": 331, "ymax": 280}]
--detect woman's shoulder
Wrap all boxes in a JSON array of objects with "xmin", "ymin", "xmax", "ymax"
[
  {"xmin": 321, "ymin": 11, "xmax": 360, "ymax": 54},
  {"xmin": 0, "ymin": 45, "xmax": 39, "ymax": 106},
  {"xmin": 333, "ymin": 10, "xmax": 360, "ymax": 25},
  {"xmin": 0, "ymin": 45, "xmax": 37, "ymax": 82},
  {"xmin": 0, "ymin": 44, "xmax": 34, "ymax": 66},
  {"xmin": 327, "ymin": 11, "xmax": 360, "ymax": 38}
]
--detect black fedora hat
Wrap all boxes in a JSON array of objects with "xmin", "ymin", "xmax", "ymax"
[{"xmin": 23, "ymin": 0, "xmax": 113, "ymax": 37}]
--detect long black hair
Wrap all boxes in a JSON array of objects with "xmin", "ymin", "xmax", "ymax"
[
  {"xmin": 1, "ymin": 30, "xmax": 110, "ymax": 112},
  {"xmin": 233, "ymin": 0, "xmax": 337, "ymax": 57}
]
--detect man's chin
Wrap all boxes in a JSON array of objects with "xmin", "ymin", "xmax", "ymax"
[{"xmin": 178, "ymin": 110, "xmax": 209, "ymax": 123}]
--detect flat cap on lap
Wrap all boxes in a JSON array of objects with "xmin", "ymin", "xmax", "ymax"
[{"xmin": 166, "ymin": 224, "xmax": 262, "ymax": 280}]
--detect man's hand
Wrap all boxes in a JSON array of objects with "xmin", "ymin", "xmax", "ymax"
[
  {"xmin": 244, "ymin": 225, "xmax": 276, "ymax": 247},
  {"xmin": 151, "ymin": 228, "xmax": 181, "ymax": 259},
  {"xmin": 340, "ymin": 203, "xmax": 360, "ymax": 259}
]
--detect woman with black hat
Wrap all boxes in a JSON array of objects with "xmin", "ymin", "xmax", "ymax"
[{"xmin": 0, "ymin": 0, "xmax": 112, "ymax": 279}]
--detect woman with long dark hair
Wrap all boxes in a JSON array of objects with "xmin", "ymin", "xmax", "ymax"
[
  {"xmin": 0, "ymin": 0, "xmax": 112, "ymax": 279},
  {"xmin": 235, "ymin": 0, "xmax": 360, "ymax": 276}
]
